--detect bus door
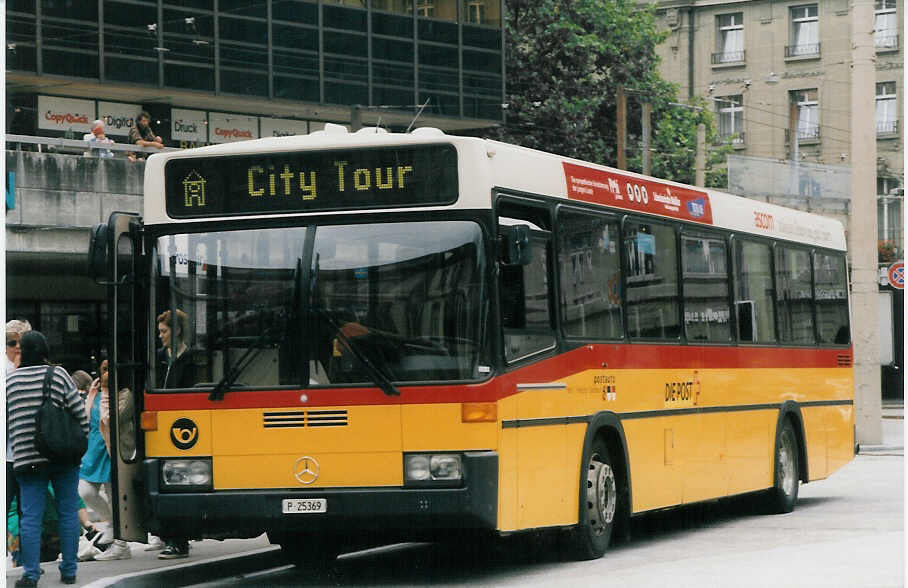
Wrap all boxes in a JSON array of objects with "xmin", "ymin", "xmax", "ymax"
[{"xmin": 105, "ymin": 212, "xmax": 148, "ymax": 541}]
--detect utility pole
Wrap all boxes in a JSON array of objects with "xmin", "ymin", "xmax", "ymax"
[
  {"xmin": 641, "ymin": 101, "xmax": 651, "ymax": 175},
  {"xmin": 617, "ymin": 85, "xmax": 627, "ymax": 170},
  {"xmin": 789, "ymin": 99, "xmax": 801, "ymax": 195},
  {"xmin": 694, "ymin": 123, "xmax": 705, "ymax": 186},
  {"xmin": 849, "ymin": 0, "xmax": 882, "ymax": 444}
]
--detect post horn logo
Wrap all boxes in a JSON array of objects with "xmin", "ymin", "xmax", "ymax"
[
  {"xmin": 293, "ymin": 456, "xmax": 320, "ymax": 485},
  {"xmin": 170, "ymin": 418, "xmax": 199, "ymax": 450}
]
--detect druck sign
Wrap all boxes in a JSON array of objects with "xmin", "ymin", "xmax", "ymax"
[
  {"xmin": 260, "ymin": 117, "xmax": 309, "ymax": 138},
  {"xmin": 563, "ymin": 162, "xmax": 713, "ymax": 225},
  {"xmin": 38, "ymin": 96, "xmax": 94, "ymax": 134},
  {"xmin": 171, "ymin": 108, "xmax": 208, "ymax": 143}
]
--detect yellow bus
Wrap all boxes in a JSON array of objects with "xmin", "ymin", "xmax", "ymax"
[{"xmin": 91, "ymin": 125, "xmax": 853, "ymax": 566}]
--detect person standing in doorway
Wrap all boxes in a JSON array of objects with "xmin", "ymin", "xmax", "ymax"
[{"xmin": 78, "ymin": 359, "xmax": 132, "ymax": 561}]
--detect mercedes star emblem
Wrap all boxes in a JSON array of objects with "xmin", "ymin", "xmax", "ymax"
[{"xmin": 293, "ymin": 456, "xmax": 320, "ymax": 485}]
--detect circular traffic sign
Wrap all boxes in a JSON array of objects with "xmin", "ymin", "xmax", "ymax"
[{"xmin": 887, "ymin": 261, "xmax": 904, "ymax": 289}]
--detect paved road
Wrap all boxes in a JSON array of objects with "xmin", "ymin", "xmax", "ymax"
[{"xmin": 180, "ymin": 453, "xmax": 903, "ymax": 588}]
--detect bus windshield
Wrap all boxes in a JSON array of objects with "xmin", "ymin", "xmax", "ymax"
[{"xmin": 151, "ymin": 221, "xmax": 488, "ymax": 391}]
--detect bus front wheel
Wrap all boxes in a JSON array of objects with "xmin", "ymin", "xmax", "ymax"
[
  {"xmin": 565, "ymin": 438, "xmax": 616, "ymax": 560},
  {"xmin": 766, "ymin": 419, "xmax": 800, "ymax": 514}
]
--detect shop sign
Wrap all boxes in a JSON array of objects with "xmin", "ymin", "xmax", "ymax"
[
  {"xmin": 97, "ymin": 101, "xmax": 140, "ymax": 137},
  {"xmin": 171, "ymin": 109, "xmax": 208, "ymax": 143},
  {"xmin": 260, "ymin": 117, "xmax": 309, "ymax": 138},
  {"xmin": 209, "ymin": 112, "xmax": 258, "ymax": 143},
  {"xmin": 38, "ymin": 95, "xmax": 94, "ymax": 133}
]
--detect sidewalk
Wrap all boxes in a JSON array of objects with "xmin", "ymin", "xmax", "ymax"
[
  {"xmin": 5, "ymin": 535, "xmax": 273, "ymax": 587},
  {"xmin": 859, "ymin": 401, "xmax": 904, "ymax": 455}
]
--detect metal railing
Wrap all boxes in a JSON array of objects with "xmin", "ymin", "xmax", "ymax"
[
  {"xmin": 877, "ymin": 120, "xmax": 900, "ymax": 136},
  {"xmin": 785, "ymin": 43, "xmax": 820, "ymax": 58},
  {"xmin": 711, "ymin": 50, "xmax": 746, "ymax": 64},
  {"xmin": 715, "ymin": 132, "xmax": 746, "ymax": 145},
  {"xmin": 785, "ymin": 127, "xmax": 821, "ymax": 143},
  {"xmin": 875, "ymin": 34, "xmax": 900, "ymax": 50},
  {"xmin": 4, "ymin": 133, "xmax": 180, "ymax": 156}
]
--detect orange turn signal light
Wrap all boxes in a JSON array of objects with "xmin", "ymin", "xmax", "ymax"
[
  {"xmin": 140, "ymin": 411, "xmax": 158, "ymax": 431},
  {"xmin": 461, "ymin": 402, "xmax": 497, "ymax": 423}
]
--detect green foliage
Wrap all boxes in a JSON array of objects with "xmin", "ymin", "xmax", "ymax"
[{"xmin": 488, "ymin": 0, "xmax": 728, "ymax": 188}]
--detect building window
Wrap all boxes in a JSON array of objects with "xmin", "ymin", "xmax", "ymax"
[
  {"xmin": 878, "ymin": 176, "xmax": 903, "ymax": 259},
  {"xmin": 788, "ymin": 5, "xmax": 819, "ymax": 57},
  {"xmin": 875, "ymin": 0, "xmax": 898, "ymax": 50},
  {"xmin": 791, "ymin": 89, "xmax": 819, "ymax": 141},
  {"xmin": 716, "ymin": 95, "xmax": 744, "ymax": 143},
  {"xmin": 714, "ymin": 13, "xmax": 744, "ymax": 63},
  {"xmin": 876, "ymin": 81, "xmax": 898, "ymax": 136}
]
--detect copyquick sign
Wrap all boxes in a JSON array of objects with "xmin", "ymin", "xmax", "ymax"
[
  {"xmin": 209, "ymin": 112, "xmax": 259, "ymax": 144},
  {"xmin": 38, "ymin": 96, "xmax": 94, "ymax": 133}
]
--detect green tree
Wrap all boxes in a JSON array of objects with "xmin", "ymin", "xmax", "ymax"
[{"xmin": 489, "ymin": 0, "xmax": 728, "ymax": 188}]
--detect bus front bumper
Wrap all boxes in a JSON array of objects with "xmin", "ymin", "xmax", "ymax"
[{"xmin": 142, "ymin": 451, "xmax": 498, "ymax": 540}]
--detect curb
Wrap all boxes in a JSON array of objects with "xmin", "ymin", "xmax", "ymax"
[
  {"xmin": 81, "ymin": 546, "xmax": 285, "ymax": 588},
  {"xmin": 858, "ymin": 445, "xmax": 904, "ymax": 455}
]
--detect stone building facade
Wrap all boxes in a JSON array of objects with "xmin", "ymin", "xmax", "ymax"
[{"xmin": 646, "ymin": 0, "xmax": 903, "ymax": 255}]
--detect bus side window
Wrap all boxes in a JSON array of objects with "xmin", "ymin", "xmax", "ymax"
[
  {"xmin": 814, "ymin": 251, "xmax": 850, "ymax": 345},
  {"xmin": 734, "ymin": 240, "xmax": 777, "ymax": 343},
  {"xmin": 775, "ymin": 245, "xmax": 815, "ymax": 344},
  {"xmin": 501, "ymin": 234, "xmax": 556, "ymax": 363}
]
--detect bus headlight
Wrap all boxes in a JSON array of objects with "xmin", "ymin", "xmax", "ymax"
[
  {"xmin": 404, "ymin": 453, "xmax": 463, "ymax": 486},
  {"xmin": 161, "ymin": 459, "xmax": 213, "ymax": 491}
]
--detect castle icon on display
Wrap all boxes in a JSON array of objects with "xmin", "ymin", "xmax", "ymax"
[{"xmin": 183, "ymin": 170, "xmax": 207, "ymax": 207}]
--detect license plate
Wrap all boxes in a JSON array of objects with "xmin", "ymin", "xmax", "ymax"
[{"xmin": 282, "ymin": 498, "xmax": 327, "ymax": 514}]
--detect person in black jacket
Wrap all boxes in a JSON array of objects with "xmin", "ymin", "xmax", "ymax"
[
  {"xmin": 155, "ymin": 309, "xmax": 197, "ymax": 390},
  {"xmin": 154, "ymin": 309, "xmax": 194, "ymax": 559}
]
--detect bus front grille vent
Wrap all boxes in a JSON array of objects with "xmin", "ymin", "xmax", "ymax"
[
  {"xmin": 263, "ymin": 410, "xmax": 348, "ymax": 429},
  {"xmin": 836, "ymin": 354, "xmax": 852, "ymax": 367}
]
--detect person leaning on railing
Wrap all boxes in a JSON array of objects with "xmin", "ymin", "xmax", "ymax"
[
  {"xmin": 127, "ymin": 111, "xmax": 164, "ymax": 162},
  {"xmin": 82, "ymin": 120, "xmax": 115, "ymax": 159}
]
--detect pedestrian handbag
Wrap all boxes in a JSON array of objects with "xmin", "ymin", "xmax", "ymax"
[{"xmin": 35, "ymin": 366, "xmax": 88, "ymax": 464}]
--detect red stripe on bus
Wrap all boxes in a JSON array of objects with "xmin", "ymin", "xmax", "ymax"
[{"xmin": 142, "ymin": 344, "xmax": 851, "ymax": 411}]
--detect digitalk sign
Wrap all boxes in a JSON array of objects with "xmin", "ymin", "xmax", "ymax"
[{"xmin": 98, "ymin": 101, "xmax": 140, "ymax": 137}]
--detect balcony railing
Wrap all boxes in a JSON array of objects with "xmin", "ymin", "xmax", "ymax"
[
  {"xmin": 5, "ymin": 134, "xmax": 179, "ymax": 156},
  {"xmin": 715, "ymin": 132, "xmax": 746, "ymax": 146},
  {"xmin": 711, "ymin": 50, "xmax": 746, "ymax": 64},
  {"xmin": 785, "ymin": 43, "xmax": 820, "ymax": 58},
  {"xmin": 877, "ymin": 119, "xmax": 900, "ymax": 136},
  {"xmin": 875, "ymin": 33, "xmax": 900, "ymax": 51},
  {"xmin": 785, "ymin": 127, "xmax": 821, "ymax": 143}
]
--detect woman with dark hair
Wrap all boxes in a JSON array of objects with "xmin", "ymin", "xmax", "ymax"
[{"xmin": 6, "ymin": 331, "xmax": 88, "ymax": 586}]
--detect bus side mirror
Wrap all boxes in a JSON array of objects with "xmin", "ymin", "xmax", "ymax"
[
  {"xmin": 88, "ymin": 223, "xmax": 109, "ymax": 283},
  {"xmin": 501, "ymin": 225, "xmax": 532, "ymax": 266}
]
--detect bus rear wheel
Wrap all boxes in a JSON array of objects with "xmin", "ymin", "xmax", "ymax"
[
  {"xmin": 766, "ymin": 419, "xmax": 800, "ymax": 514},
  {"xmin": 565, "ymin": 439, "xmax": 617, "ymax": 560}
]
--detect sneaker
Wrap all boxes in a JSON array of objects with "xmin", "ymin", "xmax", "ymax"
[
  {"xmin": 158, "ymin": 542, "xmax": 189, "ymax": 559},
  {"xmin": 61, "ymin": 574, "xmax": 77, "ymax": 585},
  {"xmin": 14, "ymin": 576, "xmax": 37, "ymax": 587},
  {"xmin": 93, "ymin": 540, "xmax": 132, "ymax": 561},
  {"xmin": 144, "ymin": 535, "xmax": 165, "ymax": 551}
]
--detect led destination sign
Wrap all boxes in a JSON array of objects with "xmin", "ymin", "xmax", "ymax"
[{"xmin": 164, "ymin": 144, "xmax": 458, "ymax": 218}]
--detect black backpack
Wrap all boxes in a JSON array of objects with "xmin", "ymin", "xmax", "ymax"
[{"xmin": 35, "ymin": 367, "xmax": 88, "ymax": 464}]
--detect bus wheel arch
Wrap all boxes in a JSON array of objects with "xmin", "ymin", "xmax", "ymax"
[
  {"xmin": 776, "ymin": 401, "xmax": 809, "ymax": 484},
  {"xmin": 565, "ymin": 412, "xmax": 631, "ymax": 560},
  {"xmin": 767, "ymin": 402, "xmax": 807, "ymax": 513}
]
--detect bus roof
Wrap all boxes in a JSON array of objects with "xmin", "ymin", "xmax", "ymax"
[{"xmin": 143, "ymin": 127, "xmax": 845, "ymax": 251}]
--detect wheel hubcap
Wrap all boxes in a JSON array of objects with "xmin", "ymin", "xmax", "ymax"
[{"xmin": 586, "ymin": 455, "xmax": 616, "ymax": 536}]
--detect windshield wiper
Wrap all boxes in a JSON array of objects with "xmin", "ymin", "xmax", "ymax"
[
  {"xmin": 315, "ymin": 308, "xmax": 400, "ymax": 397},
  {"xmin": 208, "ymin": 325, "xmax": 274, "ymax": 401}
]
